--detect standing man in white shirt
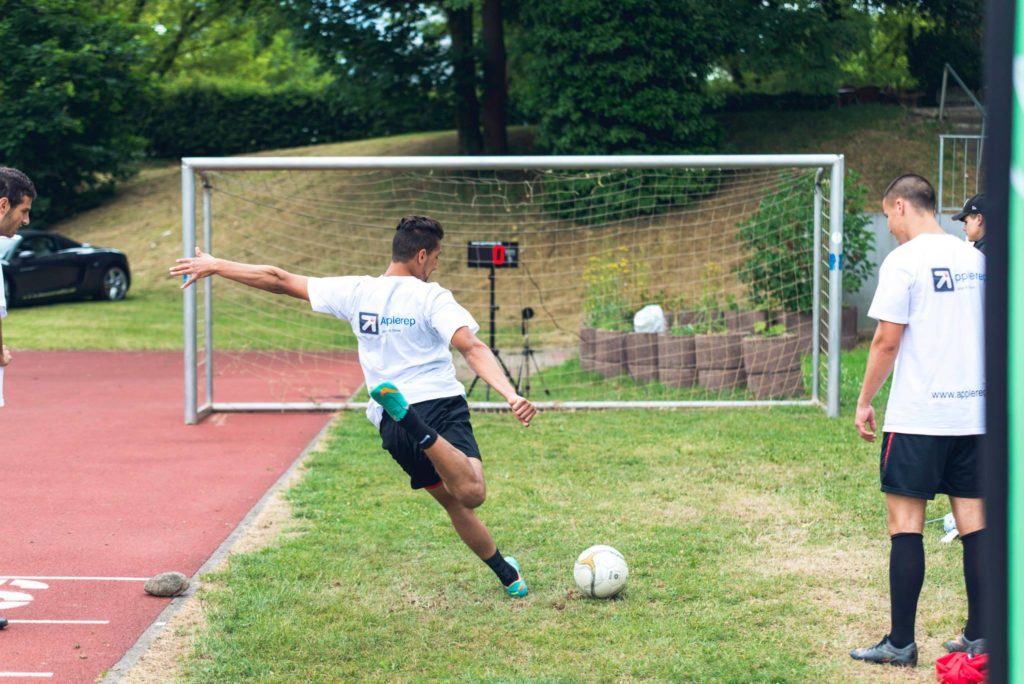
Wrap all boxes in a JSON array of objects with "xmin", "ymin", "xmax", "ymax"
[
  {"xmin": 171, "ymin": 215, "xmax": 537, "ymax": 597},
  {"xmin": 0, "ymin": 166, "xmax": 36, "ymax": 631},
  {"xmin": 850, "ymin": 175, "xmax": 986, "ymax": 667}
]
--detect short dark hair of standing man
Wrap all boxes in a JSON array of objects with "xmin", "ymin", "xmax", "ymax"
[
  {"xmin": 392, "ymin": 215, "xmax": 445, "ymax": 262},
  {"xmin": 882, "ymin": 174, "xmax": 936, "ymax": 214},
  {"xmin": 0, "ymin": 167, "xmax": 37, "ymax": 208}
]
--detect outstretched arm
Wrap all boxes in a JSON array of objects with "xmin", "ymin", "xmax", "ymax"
[
  {"xmin": 855, "ymin": 320, "xmax": 904, "ymax": 442},
  {"xmin": 170, "ymin": 247, "xmax": 310, "ymax": 301},
  {"xmin": 451, "ymin": 326, "xmax": 536, "ymax": 427}
]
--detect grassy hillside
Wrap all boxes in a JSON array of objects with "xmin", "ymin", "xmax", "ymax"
[
  {"xmin": 6, "ymin": 107, "xmax": 948, "ymax": 351},
  {"xmin": 718, "ymin": 104, "xmax": 948, "ymax": 198}
]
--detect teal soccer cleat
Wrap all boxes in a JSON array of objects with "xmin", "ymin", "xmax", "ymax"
[
  {"xmin": 504, "ymin": 556, "xmax": 528, "ymax": 598},
  {"xmin": 370, "ymin": 382, "xmax": 410, "ymax": 421}
]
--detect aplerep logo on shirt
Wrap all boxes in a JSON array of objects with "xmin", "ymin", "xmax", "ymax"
[
  {"xmin": 932, "ymin": 268, "xmax": 954, "ymax": 292},
  {"xmin": 358, "ymin": 312, "xmax": 417, "ymax": 335}
]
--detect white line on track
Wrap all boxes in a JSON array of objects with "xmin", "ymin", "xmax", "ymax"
[
  {"xmin": 0, "ymin": 576, "xmax": 148, "ymax": 582},
  {"xmin": 0, "ymin": 674, "xmax": 53, "ymax": 678},
  {"xmin": 9, "ymin": 620, "xmax": 110, "ymax": 625}
]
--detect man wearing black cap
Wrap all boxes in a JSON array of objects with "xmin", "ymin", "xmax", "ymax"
[{"xmin": 952, "ymin": 193, "xmax": 986, "ymax": 255}]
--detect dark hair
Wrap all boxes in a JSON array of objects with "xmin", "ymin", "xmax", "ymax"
[
  {"xmin": 0, "ymin": 167, "xmax": 36, "ymax": 207},
  {"xmin": 392, "ymin": 215, "xmax": 444, "ymax": 262},
  {"xmin": 882, "ymin": 174, "xmax": 935, "ymax": 213}
]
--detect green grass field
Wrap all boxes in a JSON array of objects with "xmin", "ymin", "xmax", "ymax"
[
  {"xmin": 178, "ymin": 349, "xmax": 966, "ymax": 684},
  {"xmin": 11, "ymin": 117, "xmax": 964, "ymax": 681}
]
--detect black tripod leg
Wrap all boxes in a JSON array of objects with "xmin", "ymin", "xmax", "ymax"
[{"xmin": 528, "ymin": 350, "xmax": 552, "ymax": 396}]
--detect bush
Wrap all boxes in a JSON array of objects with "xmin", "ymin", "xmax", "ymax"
[
  {"xmin": 0, "ymin": 0, "xmax": 148, "ymax": 225},
  {"xmin": 138, "ymin": 85, "xmax": 355, "ymax": 158},
  {"xmin": 735, "ymin": 170, "xmax": 875, "ymax": 313},
  {"xmin": 541, "ymin": 168, "xmax": 720, "ymax": 226},
  {"xmin": 519, "ymin": 0, "xmax": 722, "ymax": 157}
]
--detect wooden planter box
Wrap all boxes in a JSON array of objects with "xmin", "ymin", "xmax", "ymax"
[
  {"xmin": 625, "ymin": 332, "xmax": 659, "ymax": 382},
  {"xmin": 724, "ymin": 310, "xmax": 767, "ymax": 334},
  {"xmin": 657, "ymin": 333, "xmax": 697, "ymax": 388},
  {"xmin": 694, "ymin": 332, "xmax": 744, "ymax": 370},
  {"xmin": 695, "ymin": 332, "xmax": 745, "ymax": 391},
  {"xmin": 778, "ymin": 307, "xmax": 857, "ymax": 352},
  {"xmin": 593, "ymin": 329, "xmax": 627, "ymax": 378},
  {"xmin": 841, "ymin": 305, "xmax": 858, "ymax": 351},
  {"xmin": 780, "ymin": 311, "xmax": 814, "ymax": 352},
  {"xmin": 747, "ymin": 368, "xmax": 805, "ymax": 399},
  {"xmin": 698, "ymin": 368, "xmax": 746, "ymax": 391},
  {"xmin": 579, "ymin": 327, "xmax": 597, "ymax": 371},
  {"xmin": 741, "ymin": 334, "xmax": 801, "ymax": 375}
]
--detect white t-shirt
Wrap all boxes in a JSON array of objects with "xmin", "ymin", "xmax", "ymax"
[
  {"xmin": 0, "ymin": 257, "xmax": 6, "ymax": 408},
  {"xmin": 307, "ymin": 275, "xmax": 479, "ymax": 427},
  {"xmin": 868, "ymin": 232, "xmax": 985, "ymax": 435}
]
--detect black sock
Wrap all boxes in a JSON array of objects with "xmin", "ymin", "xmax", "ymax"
[
  {"xmin": 397, "ymin": 407, "xmax": 438, "ymax": 450},
  {"xmin": 961, "ymin": 528, "xmax": 986, "ymax": 640},
  {"xmin": 889, "ymin": 532, "xmax": 924, "ymax": 649},
  {"xmin": 483, "ymin": 550, "xmax": 519, "ymax": 587}
]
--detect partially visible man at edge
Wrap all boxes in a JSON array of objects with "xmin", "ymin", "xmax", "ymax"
[{"xmin": 0, "ymin": 166, "xmax": 36, "ymax": 632}]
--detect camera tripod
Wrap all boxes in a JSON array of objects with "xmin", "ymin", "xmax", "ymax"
[
  {"xmin": 514, "ymin": 307, "xmax": 551, "ymax": 399},
  {"xmin": 467, "ymin": 265, "xmax": 516, "ymax": 400}
]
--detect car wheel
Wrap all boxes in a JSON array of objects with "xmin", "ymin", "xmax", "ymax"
[{"xmin": 100, "ymin": 266, "xmax": 129, "ymax": 301}]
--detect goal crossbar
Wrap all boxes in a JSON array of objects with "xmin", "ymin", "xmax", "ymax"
[{"xmin": 181, "ymin": 154, "xmax": 845, "ymax": 424}]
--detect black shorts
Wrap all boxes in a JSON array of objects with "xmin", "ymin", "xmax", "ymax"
[
  {"xmin": 879, "ymin": 432, "xmax": 981, "ymax": 500},
  {"xmin": 379, "ymin": 394, "xmax": 481, "ymax": 490}
]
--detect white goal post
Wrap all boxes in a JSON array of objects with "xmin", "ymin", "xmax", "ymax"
[{"xmin": 181, "ymin": 154, "xmax": 845, "ymax": 424}]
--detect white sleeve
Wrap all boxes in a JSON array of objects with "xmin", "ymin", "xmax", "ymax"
[
  {"xmin": 428, "ymin": 287, "xmax": 479, "ymax": 343},
  {"xmin": 867, "ymin": 254, "xmax": 912, "ymax": 324},
  {"xmin": 0, "ymin": 260, "xmax": 6, "ymax": 318},
  {"xmin": 307, "ymin": 276, "xmax": 360, "ymax": 320}
]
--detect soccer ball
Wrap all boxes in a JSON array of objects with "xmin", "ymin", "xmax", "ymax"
[{"xmin": 573, "ymin": 545, "xmax": 628, "ymax": 598}]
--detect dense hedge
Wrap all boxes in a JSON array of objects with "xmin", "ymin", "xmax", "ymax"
[
  {"xmin": 714, "ymin": 92, "xmax": 836, "ymax": 113},
  {"xmin": 518, "ymin": 0, "xmax": 722, "ymax": 156},
  {"xmin": 138, "ymin": 86, "xmax": 354, "ymax": 158}
]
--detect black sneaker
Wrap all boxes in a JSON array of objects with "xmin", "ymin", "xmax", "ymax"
[
  {"xmin": 850, "ymin": 635, "xmax": 918, "ymax": 667},
  {"xmin": 0, "ymin": 616, "xmax": 7, "ymax": 630},
  {"xmin": 944, "ymin": 634, "xmax": 986, "ymax": 655}
]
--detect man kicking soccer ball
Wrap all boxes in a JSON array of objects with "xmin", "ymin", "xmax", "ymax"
[{"xmin": 170, "ymin": 215, "xmax": 536, "ymax": 597}]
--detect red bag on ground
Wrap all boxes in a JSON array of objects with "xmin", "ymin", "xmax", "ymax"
[{"xmin": 935, "ymin": 651, "xmax": 987, "ymax": 683}]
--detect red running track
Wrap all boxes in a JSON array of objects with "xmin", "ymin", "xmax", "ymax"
[{"xmin": 0, "ymin": 351, "xmax": 362, "ymax": 682}]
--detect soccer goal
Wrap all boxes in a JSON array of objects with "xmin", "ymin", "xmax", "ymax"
[{"xmin": 181, "ymin": 155, "xmax": 846, "ymax": 424}]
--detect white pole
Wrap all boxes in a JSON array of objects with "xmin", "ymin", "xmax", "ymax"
[
  {"xmin": 812, "ymin": 168, "xmax": 825, "ymax": 404},
  {"xmin": 181, "ymin": 154, "xmax": 843, "ymax": 172},
  {"xmin": 182, "ymin": 164, "xmax": 197, "ymax": 424},
  {"xmin": 827, "ymin": 157, "xmax": 845, "ymax": 417},
  {"xmin": 202, "ymin": 176, "xmax": 214, "ymax": 408}
]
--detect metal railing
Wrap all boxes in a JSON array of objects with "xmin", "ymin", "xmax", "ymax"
[
  {"xmin": 938, "ymin": 134, "xmax": 985, "ymax": 214},
  {"xmin": 937, "ymin": 63, "xmax": 985, "ymax": 213}
]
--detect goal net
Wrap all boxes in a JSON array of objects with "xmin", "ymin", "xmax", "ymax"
[{"xmin": 181, "ymin": 155, "xmax": 845, "ymax": 424}]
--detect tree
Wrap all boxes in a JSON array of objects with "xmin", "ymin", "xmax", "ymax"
[
  {"xmin": 900, "ymin": 0, "xmax": 983, "ymax": 101},
  {"xmin": 711, "ymin": 0, "xmax": 872, "ymax": 95},
  {"xmin": 480, "ymin": 0, "xmax": 508, "ymax": 153},
  {"xmin": 445, "ymin": 2, "xmax": 483, "ymax": 153},
  {"xmin": 0, "ymin": 1, "xmax": 148, "ymax": 224},
  {"xmin": 518, "ymin": 0, "xmax": 722, "ymax": 155},
  {"xmin": 277, "ymin": 1, "xmax": 451, "ymax": 137},
  {"xmin": 278, "ymin": 1, "xmax": 511, "ymax": 149}
]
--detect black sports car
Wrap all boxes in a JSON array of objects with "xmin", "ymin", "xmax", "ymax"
[{"xmin": 1, "ymin": 230, "xmax": 131, "ymax": 306}]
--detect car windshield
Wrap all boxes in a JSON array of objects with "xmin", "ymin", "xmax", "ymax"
[{"xmin": 0, "ymin": 235, "xmax": 21, "ymax": 260}]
